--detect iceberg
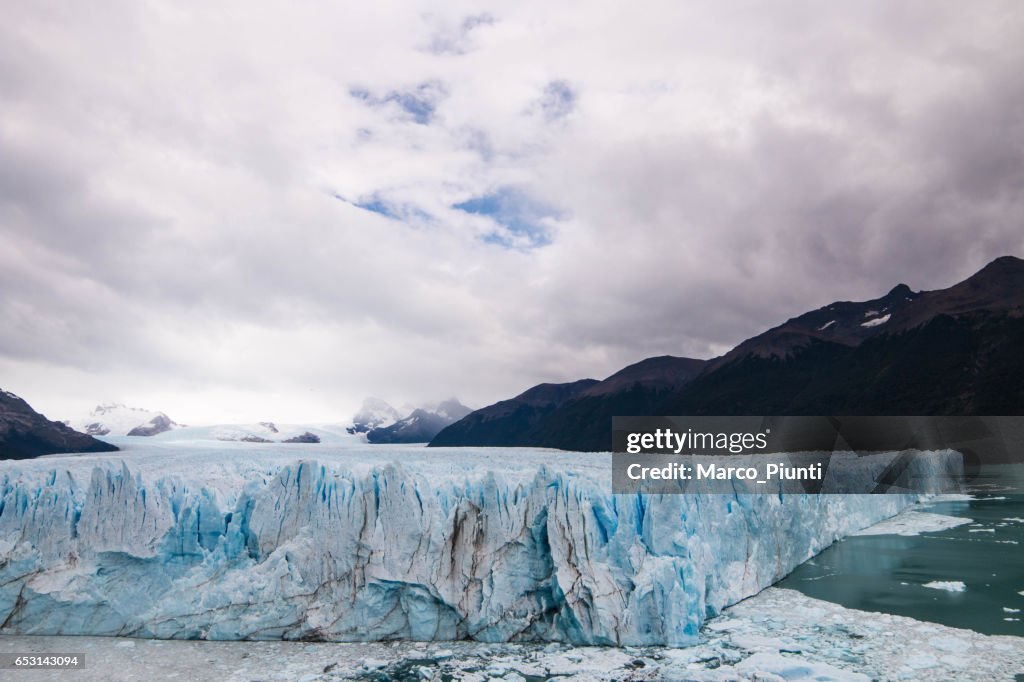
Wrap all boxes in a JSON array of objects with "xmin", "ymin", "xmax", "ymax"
[{"xmin": 0, "ymin": 443, "xmax": 958, "ymax": 646}]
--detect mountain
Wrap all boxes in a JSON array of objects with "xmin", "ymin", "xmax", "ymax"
[
  {"xmin": 429, "ymin": 379, "xmax": 599, "ymax": 447},
  {"xmin": 366, "ymin": 398, "xmax": 473, "ymax": 444},
  {"xmin": 707, "ymin": 255, "xmax": 1024, "ymax": 371},
  {"xmin": 431, "ymin": 256, "xmax": 1024, "ymax": 451},
  {"xmin": 70, "ymin": 403, "xmax": 181, "ymax": 437},
  {"xmin": 346, "ymin": 397, "xmax": 403, "ymax": 435},
  {"xmin": 431, "ymin": 357, "xmax": 707, "ymax": 450},
  {"xmin": 1, "ymin": 390, "xmax": 119, "ymax": 459}
]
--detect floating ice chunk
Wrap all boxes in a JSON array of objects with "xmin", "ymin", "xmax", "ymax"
[
  {"xmin": 968, "ymin": 528, "xmax": 995, "ymax": 533},
  {"xmin": 853, "ymin": 511, "xmax": 970, "ymax": 537},
  {"xmin": 923, "ymin": 581, "xmax": 966, "ymax": 592}
]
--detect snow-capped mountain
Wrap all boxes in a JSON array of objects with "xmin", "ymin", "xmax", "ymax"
[
  {"xmin": 70, "ymin": 403, "xmax": 182, "ymax": 437},
  {"xmin": 149, "ymin": 422, "xmax": 358, "ymax": 444},
  {"xmin": 347, "ymin": 397, "xmax": 472, "ymax": 443},
  {"xmin": 430, "ymin": 398, "xmax": 474, "ymax": 422},
  {"xmin": 346, "ymin": 397, "xmax": 404, "ymax": 434}
]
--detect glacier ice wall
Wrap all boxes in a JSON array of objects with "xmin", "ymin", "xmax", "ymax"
[{"xmin": 0, "ymin": 447, "xmax": 950, "ymax": 646}]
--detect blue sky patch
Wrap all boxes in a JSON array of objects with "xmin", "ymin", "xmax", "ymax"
[
  {"xmin": 350, "ymin": 82, "xmax": 445, "ymax": 125},
  {"xmin": 539, "ymin": 80, "xmax": 576, "ymax": 121},
  {"xmin": 453, "ymin": 187, "xmax": 561, "ymax": 249},
  {"xmin": 354, "ymin": 197, "xmax": 395, "ymax": 219},
  {"xmin": 335, "ymin": 193, "xmax": 431, "ymax": 223}
]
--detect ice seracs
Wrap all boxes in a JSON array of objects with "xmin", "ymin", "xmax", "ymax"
[{"xmin": 0, "ymin": 444, "xmax": 958, "ymax": 646}]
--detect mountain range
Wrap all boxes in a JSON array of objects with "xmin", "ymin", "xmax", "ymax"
[
  {"xmin": 70, "ymin": 403, "xmax": 182, "ymax": 437},
  {"xmin": 348, "ymin": 397, "xmax": 473, "ymax": 443},
  {"xmin": 431, "ymin": 255, "xmax": 1024, "ymax": 451}
]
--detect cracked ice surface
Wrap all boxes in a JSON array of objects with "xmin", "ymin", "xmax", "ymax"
[
  {"xmin": 0, "ymin": 442, "xmax": 934, "ymax": 646},
  {"xmin": 0, "ymin": 589, "xmax": 1021, "ymax": 681}
]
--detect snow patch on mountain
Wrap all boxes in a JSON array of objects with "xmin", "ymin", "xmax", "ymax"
[{"xmin": 860, "ymin": 313, "xmax": 891, "ymax": 328}]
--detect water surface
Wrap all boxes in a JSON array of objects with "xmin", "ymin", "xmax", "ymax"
[{"xmin": 779, "ymin": 493, "xmax": 1024, "ymax": 636}]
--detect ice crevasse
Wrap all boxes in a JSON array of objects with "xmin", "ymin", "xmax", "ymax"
[{"xmin": 0, "ymin": 446, "xmax": 948, "ymax": 646}]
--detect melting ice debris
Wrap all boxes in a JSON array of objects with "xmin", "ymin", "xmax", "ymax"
[
  {"xmin": 0, "ymin": 445, "xmax": 957, "ymax": 646},
  {"xmin": 860, "ymin": 313, "xmax": 891, "ymax": 328},
  {"xmin": 923, "ymin": 581, "xmax": 967, "ymax": 592},
  {"xmin": 852, "ymin": 510, "xmax": 971, "ymax": 537}
]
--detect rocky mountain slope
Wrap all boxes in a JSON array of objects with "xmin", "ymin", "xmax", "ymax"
[
  {"xmin": 432, "ymin": 256, "xmax": 1024, "ymax": 451},
  {"xmin": 1, "ymin": 390, "xmax": 119, "ymax": 459}
]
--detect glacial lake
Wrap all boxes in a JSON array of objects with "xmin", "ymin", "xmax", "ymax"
[{"xmin": 779, "ymin": 493, "xmax": 1024, "ymax": 636}]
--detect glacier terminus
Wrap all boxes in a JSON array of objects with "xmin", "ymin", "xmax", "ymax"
[{"xmin": 0, "ymin": 440, "xmax": 958, "ymax": 646}]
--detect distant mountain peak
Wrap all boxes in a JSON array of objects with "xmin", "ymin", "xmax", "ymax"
[
  {"xmin": 72, "ymin": 403, "xmax": 180, "ymax": 437},
  {"xmin": 981, "ymin": 254, "xmax": 1024, "ymax": 269},
  {"xmin": 347, "ymin": 397, "xmax": 403, "ymax": 434},
  {"xmin": 346, "ymin": 396, "xmax": 472, "ymax": 442},
  {"xmin": 886, "ymin": 283, "xmax": 915, "ymax": 298},
  {"xmin": 962, "ymin": 254, "xmax": 1024, "ymax": 286}
]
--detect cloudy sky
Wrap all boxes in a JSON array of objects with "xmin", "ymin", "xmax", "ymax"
[{"xmin": 2, "ymin": 1, "xmax": 1023, "ymax": 424}]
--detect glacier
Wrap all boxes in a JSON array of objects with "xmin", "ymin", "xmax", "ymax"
[{"xmin": 0, "ymin": 441, "xmax": 959, "ymax": 646}]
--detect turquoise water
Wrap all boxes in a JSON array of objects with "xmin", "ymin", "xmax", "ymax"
[{"xmin": 778, "ymin": 494, "xmax": 1024, "ymax": 636}]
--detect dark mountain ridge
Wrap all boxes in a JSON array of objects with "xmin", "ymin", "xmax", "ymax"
[
  {"xmin": 1, "ymin": 390, "xmax": 119, "ymax": 459},
  {"xmin": 431, "ymin": 256, "xmax": 1024, "ymax": 451}
]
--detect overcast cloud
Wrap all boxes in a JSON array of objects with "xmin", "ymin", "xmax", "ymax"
[{"xmin": 2, "ymin": 0, "xmax": 1023, "ymax": 423}]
